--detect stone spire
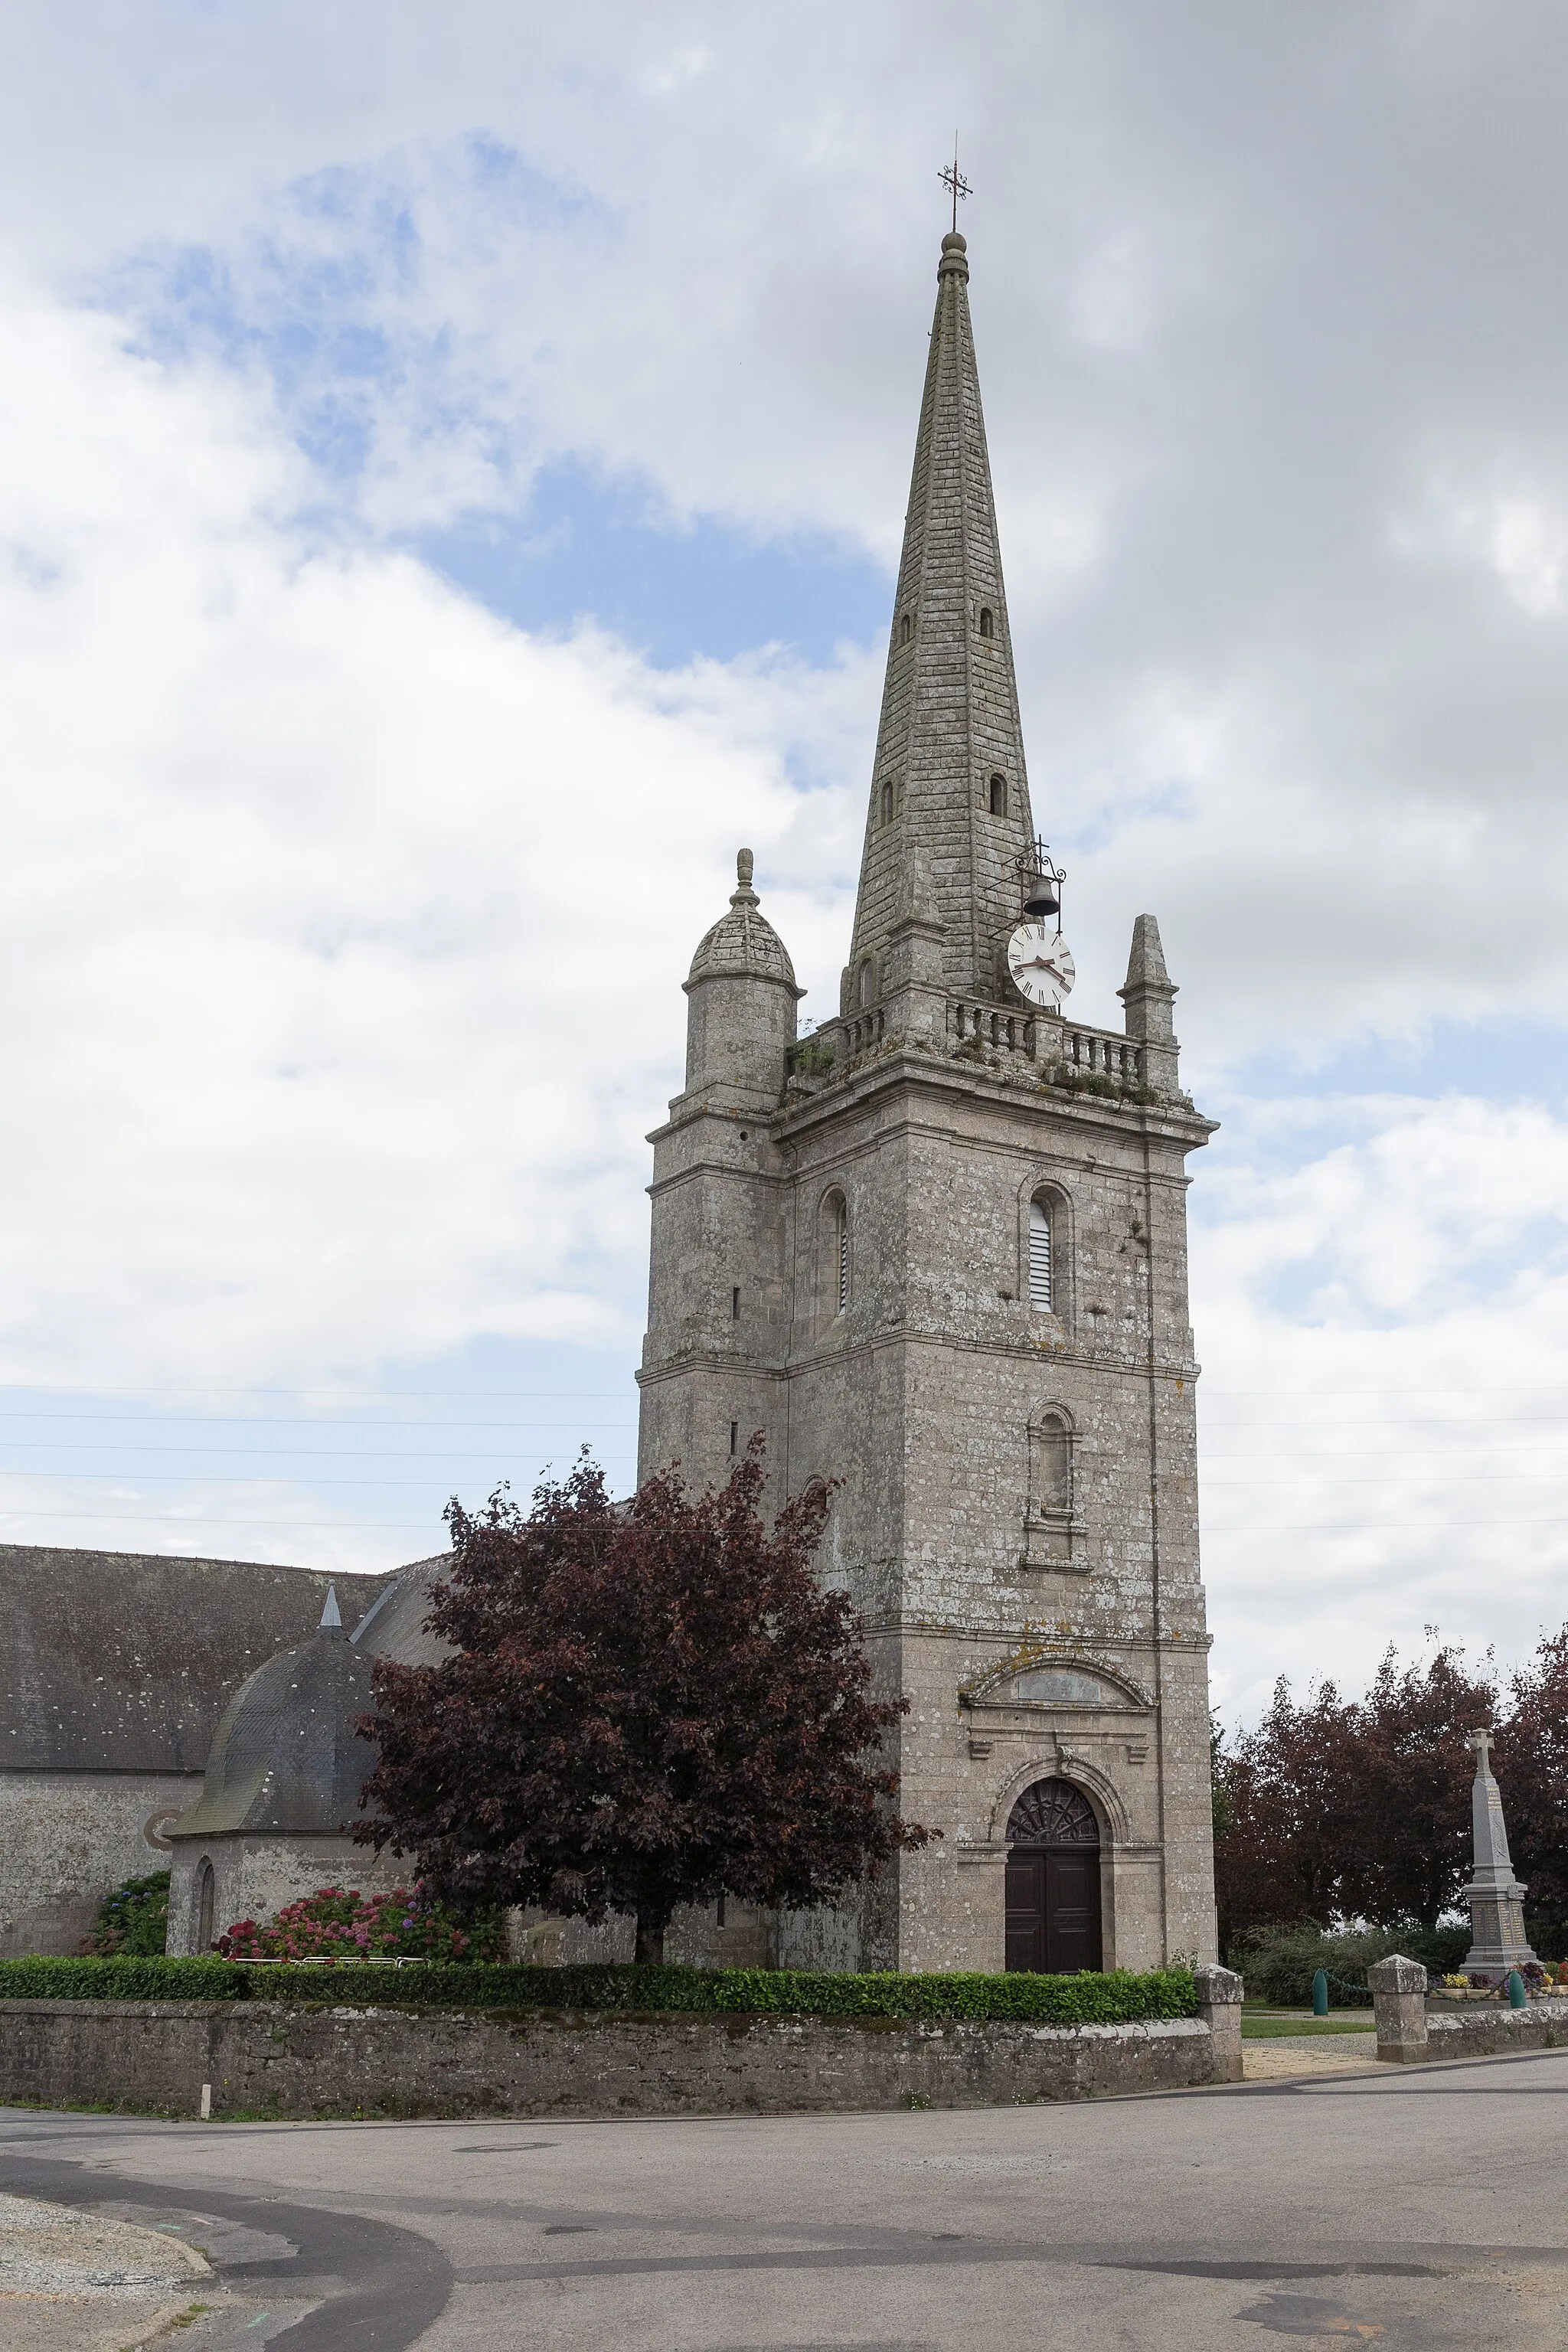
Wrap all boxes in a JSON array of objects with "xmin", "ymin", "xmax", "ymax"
[{"xmin": 844, "ymin": 233, "xmax": 1037, "ymax": 1011}]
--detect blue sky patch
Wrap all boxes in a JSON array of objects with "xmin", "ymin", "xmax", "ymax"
[{"xmin": 410, "ymin": 457, "xmax": 891, "ymax": 666}]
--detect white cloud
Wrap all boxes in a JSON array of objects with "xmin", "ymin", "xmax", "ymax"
[
  {"xmin": 1196, "ymin": 1092, "xmax": 1568, "ymax": 1718},
  {"xmin": 0, "ymin": 264, "xmax": 876, "ymax": 1393},
  {"xmin": 2, "ymin": 8, "xmax": 1568, "ymax": 1682},
  {"xmin": 24, "ymin": 6, "xmax": 1566, "ymax": 1068}
]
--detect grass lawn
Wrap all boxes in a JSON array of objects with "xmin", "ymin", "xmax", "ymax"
[{"xmin": 1241, "ymin": 2013, "xmax": 1377, "ymax": 2040}]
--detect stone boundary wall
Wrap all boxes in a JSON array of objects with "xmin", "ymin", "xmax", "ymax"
[
  {"xmin": 1425, "ymin": 2008, "xmax": 1568, "ymax": 2063},
  {"xmin": 0, "ymin": 1998, "xmax": 1218, "ymax": 2119},
  {"xmin": 1369, "ymin": 1957, "xmax": 1568, "ymax": 2066}
]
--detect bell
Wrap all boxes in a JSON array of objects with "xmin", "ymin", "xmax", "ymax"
[{"xmin": 1022, "ymin": 877, "xmax": 1060, "ymax": 918}]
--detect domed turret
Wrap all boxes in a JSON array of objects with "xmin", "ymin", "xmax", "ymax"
[
  {"xmin": 683, "ymin": 850, "xmax": 803, "ymax": 1105},
  {"xmin": 170, "ymin": 1587, "xmax": 377, "ymax": 1842}
]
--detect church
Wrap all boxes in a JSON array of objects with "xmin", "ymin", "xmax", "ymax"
[{"xmin": 2, "ymin": 230, "xmax": 1220, "ymax": 1973}]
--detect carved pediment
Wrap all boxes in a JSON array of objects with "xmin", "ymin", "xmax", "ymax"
[{"xmin": 960, "ymin": 1637, "xmax": 1153, "ymax": 1714}]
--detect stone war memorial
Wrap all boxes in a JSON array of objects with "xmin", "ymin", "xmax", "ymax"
[
  {"xmin": 1459, "ymin": 1726, "xmax": 1537, "ymax": 1979},
  {"xmin": 1368, "ymin": 1732, "xmax": 1568, "ymax": 2069}
]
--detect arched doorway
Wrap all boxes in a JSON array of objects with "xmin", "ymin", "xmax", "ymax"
[{"xmin": 1004, "ymin": 1777, "xmax": 1102, "ymax": 1972}]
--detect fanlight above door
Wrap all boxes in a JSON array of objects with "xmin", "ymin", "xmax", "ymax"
[{"xmin": 1005, "ymin": 1777, "xmax": 1099, "ymax": 1847}]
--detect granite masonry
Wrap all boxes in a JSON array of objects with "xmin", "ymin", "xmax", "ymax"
[
  {"xmin": 0, "ymin": 1548, "xmax": 395, "ymax": 1955},
  {"xmin": 0, "ymin": 1969, "xmax": 1244, "ymax": 2118},
  {"xmin": 638, "ymin": 230, "xmax": 1220, "ymax": 1975},
  {"xmin": 1, "ymin": 230, "xmax": 1220, "ymax": 1977}
]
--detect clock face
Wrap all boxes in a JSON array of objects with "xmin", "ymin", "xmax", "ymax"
[{"xmin": 1008, "ymin": 921, "xmax": 1076, "ymax": 1009}]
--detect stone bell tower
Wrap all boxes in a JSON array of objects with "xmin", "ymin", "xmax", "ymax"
[{"xmin": 639, "ymin": 230, "xmax": 1219, "ymax": 1972}]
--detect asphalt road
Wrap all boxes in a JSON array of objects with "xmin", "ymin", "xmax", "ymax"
[{"xmin": 4, "ymin": 2043, "xmax": 1567, "ymax": 2350}]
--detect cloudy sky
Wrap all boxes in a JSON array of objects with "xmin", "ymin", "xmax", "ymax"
[{"xmin": 4, "ymin": 2, "xmax": 1568, "ymax": 1722}]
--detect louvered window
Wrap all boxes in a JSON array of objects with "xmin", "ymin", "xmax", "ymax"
[
  {"xmin": 1029, "ymin": 1197, "xmax": 1054, "ymax": 1311},
  {"xmin": 838, "ymin": 1202, "xmax": 850, "ymax": 1312}
]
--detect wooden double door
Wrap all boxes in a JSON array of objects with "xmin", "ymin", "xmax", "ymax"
[{"xmin": 1004, "ymin": 1844, "xmax": 1103, "ymax": 1974}]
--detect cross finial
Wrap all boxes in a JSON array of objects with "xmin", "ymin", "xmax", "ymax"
[
  {"xmin": 1467, "ymin": 1726, "xmax": 1494, "ymax": 1769},
  {"xmin": 939, "ymin": 138, "xmax": 971, "ymax": 235}
]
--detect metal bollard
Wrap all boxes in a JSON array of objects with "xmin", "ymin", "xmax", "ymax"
[
  {"xmin": 1312, "ymin": 1968, "xmax": 1329, "ymax": 2017},
  {"xmin": 1508, "ymin": 1969, "xmax": 1527, "ymax": 2010}
]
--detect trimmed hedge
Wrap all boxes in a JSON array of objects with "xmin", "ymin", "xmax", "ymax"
[
  {"xmin": 0, "ymin": 1957, "xmax": 250, "ymax": 2002},
  {"xmin": 0, "ymin": 1955, "xmax": 1197, "ymax": 2025}
]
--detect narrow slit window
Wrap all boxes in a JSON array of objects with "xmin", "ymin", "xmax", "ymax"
[
  {"xmin": 882, "ymin": 781, "xmax": 894, "ymax": 825},
  {"xmin": 1029, "ymin": 1197, "xmax": 1054, "ymax": 1311},
  {"xmin": 731, "ymin": 1286, "xmax": 740, "ymax": 1321},
  {"xmin": 729, "ymin": 1419, "xmax": 738, "ymax": 1455},
  {"xmin": 989, "ymin": 774, "xmax": 1006, "ymax": 818},
  {"xmin": 838, "ymin": 1204, "xmax": 850, "ymax": 1313},
  {"xmin": 900, "ymin": 612, "xmax": 913, "ymax": 645},
  {"xmin": 978, "ymin": 606, "xmax": 994, "ymax": 638}
]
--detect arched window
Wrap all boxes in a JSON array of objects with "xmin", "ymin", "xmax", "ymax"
[
  {"xmin": 978, "ymin": 606, "xmax": 994, "ymax": 639},
  {"xmin": 900, "ymin": 612, "xmax": 913, "ymax": 645},
  {"xmin": 196, "ymin": 1859, "xmax": 215, "ymax": 1952},
  {"xmin": 989, "ymin": 774, "xmax": 1006, "ymax": 817},
  {"xmin": 1028, "ymin": 1195, "xmax": 1053, "ymax": 1309},
  {"xmin": 818, "ymin": 1190, "xmax": 850, "ymax": 1323},
  {"xmin": 858, "ymin": 959, "xmax": 875, "ymax": 1008},
  {"xmin": 881, "ymin": 781, "xmax": 894, "ymax": 825}
]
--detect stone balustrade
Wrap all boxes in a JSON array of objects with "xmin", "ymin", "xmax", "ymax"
[{"xmin": 792, "ymin": 1001, "xmax": 1152, "ymax": 1090}]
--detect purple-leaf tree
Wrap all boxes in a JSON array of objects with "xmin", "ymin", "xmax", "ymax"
[{"xmin": 355, "ymin": 1443, "xmax": 929, "ymax": 1962}]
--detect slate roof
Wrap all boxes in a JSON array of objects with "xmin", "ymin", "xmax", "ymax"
[
  {"xmin": 168, "ymin": 1604, "xmax": 381, "ymax": 1839},
  {"xmin": 167, "ymin": 1553, "xmax": 454, "ymax": 1838},
  {"xmin": 350, "ymin": 1554, "xmax": 452, "ymax": 1669},
  {"xmin": 0, "ymin": 1546, "xmax": 398, "ymax": 1775}
]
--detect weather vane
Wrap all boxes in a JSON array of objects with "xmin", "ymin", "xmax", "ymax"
[{"xmin": 939, "ymin": 138, "xmax": 971, "ymax": 234}]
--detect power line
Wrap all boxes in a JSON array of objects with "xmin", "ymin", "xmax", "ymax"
[
  {"xmin": 1201, "ymin": 1413, "xmax": 1568, "ymax": 1432},
  {"xmin": 1204, "ymin": 1515, "xmax": 1568, "ymax": 1534},
  {"xmin": 0, "ymin": 1514, "xmax": 444, "ymax": 1533},
  {"xmin": 0, "ymin": 1412, "xmax": 634, "ymax": 1429},
  {"xmin": 0, "ymin": 1383, "xmax": 634, "ymax": 1401},
  {"xmin": 0, "ymin": 1429, "xmax": 639, "ymax": 1449}
]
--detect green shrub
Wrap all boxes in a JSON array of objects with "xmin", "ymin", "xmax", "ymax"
[
  {"xmin": 0, "ymin": 1955, "xmax": 1196, "ymax": 2024},
  {"xmin": 81, "ymin": 1872, "xmax": 170, "ymax": 1958},
  {"xmin": 1230, "ymin": 1922, "xmax": 1470, "ymax": 2005},
  {"xmin": 0, "ymin": 1955, "xmax": 246, "ymax": 2001}
]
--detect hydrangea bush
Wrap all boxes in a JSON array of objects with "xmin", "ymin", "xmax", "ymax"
[
  {"xmin": 80, "ymin": 1870, "xmax": 171, "ymax": 1957},
  {"xmin": 217, "ymin": 1884, "xmax": 504, "ymax": 1963}
]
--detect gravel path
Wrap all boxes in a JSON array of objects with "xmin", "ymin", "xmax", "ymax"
[
  {"xmin": 0, "ymin": 2189, "xmax": 211, "ymax": 2352},
  {"xmin": 1242, "ymin": 2031, "xmax": 1380, "ymax": 2080}
]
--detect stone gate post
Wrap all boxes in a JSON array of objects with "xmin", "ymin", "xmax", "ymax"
[
  {"xmin": 1196, "ymin": 1962, "xmax": 1243, "ymax": 2083},
  {"xmin": 1367, "ymin": 1954, "xmax": 1429, "ymax": 2063}
]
